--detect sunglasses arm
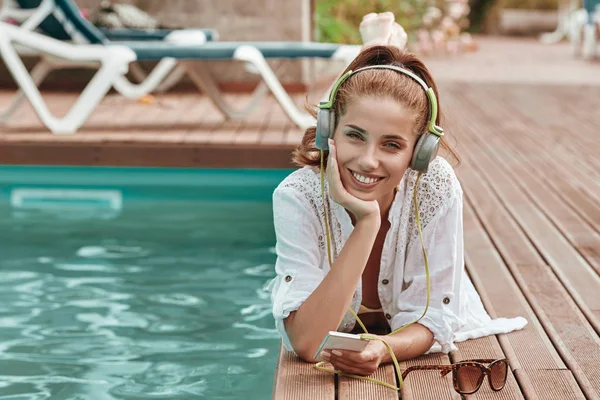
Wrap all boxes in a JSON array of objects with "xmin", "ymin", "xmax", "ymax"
[
  {"xmin": 459, "ymin": 359, "xmax": 498, "ymax": 364},
  {"xmin": 401, "ymin": 365, "xmax": 453, "ymax": 380}
]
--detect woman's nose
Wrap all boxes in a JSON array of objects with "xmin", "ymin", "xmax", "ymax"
[{"xmin": 357, "ymin": 147, "xmax": 379, "ymax": 170}]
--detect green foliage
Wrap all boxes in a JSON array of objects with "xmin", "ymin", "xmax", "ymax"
[
  {"xmin": 315, "ymin": 0, "xmax": 431, "ymax": 44},
  {"xmin": 497, "ymin": 0, "xmax": 559, "ymax": 10}
]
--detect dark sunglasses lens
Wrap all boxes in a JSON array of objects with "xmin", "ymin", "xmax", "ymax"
[
  {"xmin": 490, "ymin": 361, "xmax": 508, "ymax": 390},
  {"xmin": 456, "ymin": 365, "xmax": 483, "ymax": 394}
]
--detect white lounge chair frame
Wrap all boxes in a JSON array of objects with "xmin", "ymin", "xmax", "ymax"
[
  {"xmin": 0, "ymin": 22, "xmax": 136, "ymax": 134},
  {"xmin": 0, "ymin": 19, "xmax": 360, "ymax": 134}
]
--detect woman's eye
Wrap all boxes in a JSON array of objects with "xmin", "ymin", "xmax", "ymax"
[
  {"xmin": 385, "ymin": 142, "xmax": 402, "ymax": 149},
  {"xmin": 346, "ymin": 132, "xmax": 363, "ymax": 140}
]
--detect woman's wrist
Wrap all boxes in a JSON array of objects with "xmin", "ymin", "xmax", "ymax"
[
  {"xmin": 355, "ymin": 213, "xmax": 381, "ymax": 230},
  {"xmin": 373, "ymin": 336, "xmax": 392, "ymax": 364}
]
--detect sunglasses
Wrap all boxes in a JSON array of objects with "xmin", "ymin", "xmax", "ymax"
[{"xmin": 401, "ymin": 359, "xmax": 509, "ymax": 395}]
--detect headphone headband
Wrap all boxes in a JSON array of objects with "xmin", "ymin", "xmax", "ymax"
[{"xmin": 318, "ymin": 65, "xmax": 443, "ymax": 137}]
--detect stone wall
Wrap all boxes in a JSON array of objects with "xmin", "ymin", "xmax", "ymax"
[{"xmin": 0, "ymin": 0, "xmax": 314, "ymax": 90}]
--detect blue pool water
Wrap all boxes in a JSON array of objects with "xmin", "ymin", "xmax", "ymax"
[{"xmin": 0, "ymin": 166, "xmax": 293, "ymax": 400}]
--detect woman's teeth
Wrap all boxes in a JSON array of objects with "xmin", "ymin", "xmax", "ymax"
[{"xmin": 352, "ymin": 172, "xmax": 380, "ymax": 184}]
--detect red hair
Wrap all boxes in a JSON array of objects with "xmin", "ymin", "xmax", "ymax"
[{"xmin": 292, "ymin": 45, "xmax": 460, "ymax": 168}]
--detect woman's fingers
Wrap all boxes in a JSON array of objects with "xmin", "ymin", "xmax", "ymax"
[
  {"xmin": 331, "ymin": 347, "xmax": 381, "ymax": 365},
  {"xmin": 326, "ymin": 139, "xmax": 346, "ymax": 202},
  {"xmin": 324, "ymin": 139, "xmax": 381, "ymax": 221},
  {"xmin": 326, "ymin": 355, "xmax": 378, "ymax": 376}
]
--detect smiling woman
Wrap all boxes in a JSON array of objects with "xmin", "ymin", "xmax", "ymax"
[
  {"xmin": 334, "ymin": 96, "xmax": 417, "ymax": 206},
  {"xmin": 268, "ymin": 43, "xmax": 527, "ymax": 384}
]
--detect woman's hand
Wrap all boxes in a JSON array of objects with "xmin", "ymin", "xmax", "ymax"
[
  {"xmin": 319, "ymin": 339, "xmax": 387, "ymax": 377},
  {"xmin": 327, "ymin": 139, "xmax": 380, "ymax": 222},
  {"xmin": 359, "ymin": 12, "xmax": 408, "ymax": 49}
]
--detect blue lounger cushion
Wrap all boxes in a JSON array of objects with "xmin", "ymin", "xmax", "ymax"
[
  {"xmin": 100, "ymin": 28, "xmax": 218, "ymax": 42},
  {"xmin": 113, "ymin": 41, "xmax": 342, "ymax": 61}
]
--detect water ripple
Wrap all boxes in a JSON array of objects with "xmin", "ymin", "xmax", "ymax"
[
  {"xmin": 243, "ymin": 263, "xmax": 274, "ymax": 277},
  {"xmin": 0, "ymin": 199, "xmax": 279, "ymax": 399},
  {"xmin": 147, "ymin": 293, "xmax": 205, "ymax": 307},
  {"xmin": 0, "ymin": 375, "xmax": 109, "ymax": 385},
  {"xmin": 110, "ymin": 379, "xmax": 208, "ymax": 399},
  {"xmin": 76, "ymin": 245, "xmax": 150, "ymax": 259}
]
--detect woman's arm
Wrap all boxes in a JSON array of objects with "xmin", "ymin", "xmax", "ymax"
[
  {"xmin": 284, "ymin": 140, "xmax": 384, "ymax": 362},
  {"xmin": 376, "ymin": 323, "xmax": 434, "ymax": 363},
  {"xmin": 284, "ymin": 214, "xmax": 380, "ymax": 362},
  {"xmin": 319, "ymin": 323, "xmax": 434, "ymax": 376}
]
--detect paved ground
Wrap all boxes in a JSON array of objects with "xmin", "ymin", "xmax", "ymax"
[{"xmin": 423, "ymin": 35, "xmax": 600, "ymax": 86}]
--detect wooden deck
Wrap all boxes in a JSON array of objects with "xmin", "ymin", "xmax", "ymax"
[
  {"xmin": 0, "ymin": 36, "xmax": 599, "ymax": 399},
  {"xmin": 273, "ymin": 80, "xmax": 600, "ymax": 399}
]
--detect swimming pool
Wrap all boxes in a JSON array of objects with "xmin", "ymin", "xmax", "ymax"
[{"xmin": 0, "ymin": 166, "xmax": 293, "ymax": 399}]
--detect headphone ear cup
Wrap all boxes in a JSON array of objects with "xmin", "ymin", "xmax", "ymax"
[
  {"xmin": 411, "ymin": 132, "xmax": 440, "ymax": 172},
  {"xmin": 316, "ymin": 108, "xmax": 333, "ymax": 150},
  {"xmin": 328, "ymin": 107, "xmax": 336, "ymax": 139}
]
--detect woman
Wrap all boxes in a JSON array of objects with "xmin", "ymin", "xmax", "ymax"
[{"xmin": 269, "ymin": 14, "xmax": 526, "ymax": 377}]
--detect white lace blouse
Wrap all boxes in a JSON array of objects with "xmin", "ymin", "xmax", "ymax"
[{"xmin": 268, "ymin": 157, "xmax": 527, "ymax": 354}]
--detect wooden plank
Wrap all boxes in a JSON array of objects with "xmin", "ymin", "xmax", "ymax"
[
  {"xmin": 489, "ymin": 83, "xmax": 600, "ymax": 185},
  {"xmin": 259, "ymin": 95, "xmax": 288, "ymax": 146},
  {"xmin": 183, "ymin": 93, "xmax": 227, "ymax": 145},
  {"xmin": 450, "ymin": 89, "xmax": 600, "ymax": 331},
  {"xmin": 505, "ymin": 85, "xmax": 600, "ymax": 169},
  {"xmin": 461, "ymin": 199, "xmax": 585, "ymax": 399},
  {"xmin": 233, "ymin": 93, "xmax": 272, "ymax": 145},
  {"xmin": 258, "ymin": 95, "xmax": 291, "ymax": 146},
  {"xmin": 272, "ymin": 344, "xmax": 334, "ymax": 400},
  {"xmin": 467, "ymin": 114, "xmax": 600, "ymax": 275},
  {"xmin": 399, "ymin": 353, "xmax": 458, "ymax": 400},
  {"xmin": 453, "ymin": 84, "xmax": 600, "ymax": 226},
  {"xmin": 450, "ymin": 131, "xmax": 600, "ymax": 398},
  {"xmin": 208, "ymin": 95, "xmax": 247, "ymax": 145},
  {"xmin": 338, "ymin": 363, "xmax": 398, "ymax": 400},
  {"xmin": 450, "ymin": 84, "xmax": 600, "ymax": 275}
]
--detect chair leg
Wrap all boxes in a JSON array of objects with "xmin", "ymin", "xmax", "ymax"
[
  {"xmin": 154, "ymin": 65, "xmax": 187, "ymax": 92},
  {"xmin": 128, "ymin": 62, "xmax": 149, "ymax": 83},
  {"xmin": 0, "ymin": 58, "xmax": 53, "ymax": 124},
  {"xmin": 126, "ymin": 61, "xmax": 186, "ymax": 93},
  {"xmin": 17, "ymin": 0, "xmax": 54, "ymax": 31},
  {"xmin": 0, "ymin": 44, "xmax": 126, "ymax": 134},
  {"xmin": 568, "ymin": 9, "xmax": 586, "ymax": 56},
  {"xmin": 540, "ymin": 0, "xmax": 579, "ymax": 44},
  {"xmin": 182, "ymin": 60, "xmax": 270, "ymax": 120},
  {"xmin": 57, "ymin": 62, "xmax": 125, "ymax": 133},
  {"xmin": 112, "ymin": 57, "xmax": 178, "ymax": 99},
  {"xmin": 232, "ymin": 45, "xmax": 314, "ymax": 129},
  {"xmin": 582, "ymin": 24, "xmax": 597, "ymax": 60}
]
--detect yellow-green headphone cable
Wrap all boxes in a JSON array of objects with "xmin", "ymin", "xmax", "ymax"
[{"xmin": 315, "ymin": 150, "xmax": 431, "ymax": 391}]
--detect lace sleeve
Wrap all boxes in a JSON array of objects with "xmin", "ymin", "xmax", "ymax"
[
  {"xmin": 269, "ymin": 185, "xmax": 326, "ymax": 352},
  {"xmin": 391, "ymin": 157, "xmax": 465, "ymax": 353}
]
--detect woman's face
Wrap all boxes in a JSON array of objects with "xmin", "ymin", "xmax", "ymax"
[{"xmin": 333, "ymin": 96, "xmax": 418, "ymax": 209}]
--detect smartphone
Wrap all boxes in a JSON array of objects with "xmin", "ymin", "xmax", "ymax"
[{"xmin": 313, "ymin": 331, "xmax": 369, "ymax": 361}]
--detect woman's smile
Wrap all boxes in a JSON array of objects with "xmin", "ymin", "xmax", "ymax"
[{"xmin": 348, "ymin": 169, "xmax": 385, "ymax": 189}]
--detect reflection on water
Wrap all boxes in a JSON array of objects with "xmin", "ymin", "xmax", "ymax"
[{"xmin": 0, "ymin": 199, "xmax": 279, "ymax": 399}]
